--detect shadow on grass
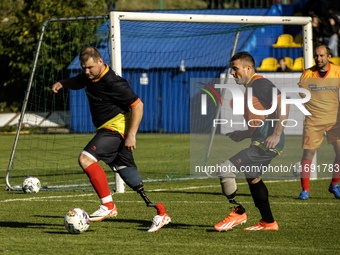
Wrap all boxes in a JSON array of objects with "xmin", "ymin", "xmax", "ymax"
[
  {"xmin": 34, "ymin": 215, "xmax": 64, "ymax": 219},
  {"xmin": 44, "ymin": 229, "xmax": 95, "ymax": 235},
  {"xmin": 106, "ymin": 218, "xmax": 212, "ymax": 231},
  {"xmin": 147, "ymin": 190, "xmax": 252, "ymax": 197},
  {"xmin": 0, "ymin": 221, "xmax": 58, "ymax": 228}
]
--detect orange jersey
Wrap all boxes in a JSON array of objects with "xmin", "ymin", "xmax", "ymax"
[{"xmin": 298, "ymin": 63, "xmax": 340, "ymax": 125}]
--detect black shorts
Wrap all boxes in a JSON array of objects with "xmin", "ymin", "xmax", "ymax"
[
  {"xmin": 229, "ymin": 145, "xmax": 278, "ymax": 178},
  {"xmin": 83, "ymin": 128, "xmax": 136, "ymax": 167}
]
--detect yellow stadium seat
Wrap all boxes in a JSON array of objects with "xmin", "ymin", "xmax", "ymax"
[
  {"xmin": 291, "ymin": 34, "xmax": 303, "ymax": 47},
  {"xmin": 257, "ymin": 57, "xmax": 279, "ymax": 72},
  {"xmin": 272, "ymin": 34, "xmax": 294, "ymax": 48},
  {"xmin": 291, "ymin": 57, "xmax": 304, "ymax": 71},
  {"xmin": 330, "ymin": 57, "xmax": 340, "ymax": 65}
]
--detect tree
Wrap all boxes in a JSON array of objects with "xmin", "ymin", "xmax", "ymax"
[{"xmin": 0, "ymin": 0, "xmax": 110, "ymax": 112}]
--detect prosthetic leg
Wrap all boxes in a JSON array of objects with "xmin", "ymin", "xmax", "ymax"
[
  {"xmin": 113, "ymin": 166, "xmax": 157, "ymax": 207},
  {"xmin": 214, "ymin": 160, "xmax": 247, "ymax": 231},
  {"xmin": 113, "ymin": 165, "xmax": 170, "ymax": 231}
]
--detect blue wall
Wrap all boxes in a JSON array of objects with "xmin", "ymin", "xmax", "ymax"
[{"xmin": 70, "ymin": 68, "xmax": 222, "ymax": 133}]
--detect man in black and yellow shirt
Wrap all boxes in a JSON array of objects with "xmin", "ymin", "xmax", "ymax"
[
  {"xmin": 214, "ymin": 52, "xmax": 288, "ymax": 231},
  {"xmin": 51, "ymin": 47, "xmax": 170, "ymax": 232}
]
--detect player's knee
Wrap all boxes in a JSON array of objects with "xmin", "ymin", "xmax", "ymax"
[
  {"xmin": 333, "ymin": 141, "xmax": 340, "ymax": 158},
  {"xmin": 79, "ymin": 151, "xmax": 97, "ymax": 170},
  {"xmin": 117, "ymin": 166, "xmax": 143, "ymax": 190},
  {"xmin": 216, "ymin": 160, "xmax": 237, "ymax": 178},
  {"xmin": 302, "ymin": 149, "xmax": 316, "ymax": 160}
]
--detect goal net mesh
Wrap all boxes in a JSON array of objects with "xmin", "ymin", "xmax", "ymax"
[{"xmin": 8, "ymin": 13, "xmax": 329, "ymax": 191}]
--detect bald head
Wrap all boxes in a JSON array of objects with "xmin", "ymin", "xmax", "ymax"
[{"xmin": 314, "ymin": 45, "xmax": 331, "ymax": 72}]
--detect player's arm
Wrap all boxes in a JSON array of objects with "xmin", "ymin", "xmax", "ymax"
[
  {"xmin": 125, "ymin": 99, "xmax": 143, "ymax": 151},
  {"xmin": 297, "ymin": 70, "xmax": 308, "ymax": 98},
  {"xmin": 50, "ymin": 76, "xmax": 85, "ymax": 95},
  {"xmin": 263, "ymin": 95, "xmax": 289, "ymax": 149},
  {"xmin": 226, "ymin": 130, "xmax": 251, "ymax": 142}
]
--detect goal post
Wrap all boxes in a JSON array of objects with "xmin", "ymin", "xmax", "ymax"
[
  {"xmin": 6, "ymin": 11, "xmax": 316, "ymax": 192},
  {"xmin": 110, "ymin": 11, "xmax": 315, "ymax": 180}
]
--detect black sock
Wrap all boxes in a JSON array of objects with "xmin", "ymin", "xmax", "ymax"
[
  {"xmin": 235, "ymin": 205, "xmax": 245, "ymax": 215},
  {"xmin": 248, "ymin": 179, "xmax": 274, "ymax": 223}
]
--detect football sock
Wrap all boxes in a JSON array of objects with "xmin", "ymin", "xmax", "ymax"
[
  {"xmin": 248, "ymin": 180, "xmax": 274, "ymax": 223},
  {"xmin": 101, "ymin": 195, "xmax": 114, "ymax": 210},
  {"xmin": 155, "ymin": 203, "xmax": 166, "ymax": 216},
  {"xmin": 331, "ymin": 157, "xmax": 340, "ymax": 185},
  {"xmin": 235, "ymin": 205, "xmax": 245, "ymax": 215},
  {"xmin": 301, "ymin": 159, "xmax": 312, "ymax": 192},
  {"xmin": 84, "ymin": 162, "xmax": 112, "ymax": 204}
]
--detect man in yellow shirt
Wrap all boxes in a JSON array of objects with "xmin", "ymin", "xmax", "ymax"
[{"xmin": 297, "ymin": 45, "xmax": 340, "ymax": 199}]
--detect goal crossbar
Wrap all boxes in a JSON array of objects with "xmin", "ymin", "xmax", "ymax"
[{"xmin": 110, "ymin": 11, "xmax": 313, "ymax": 80}]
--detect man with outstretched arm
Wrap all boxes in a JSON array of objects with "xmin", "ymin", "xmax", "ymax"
[{"xmin": 50, "ymin": 46, "xmax": 170, "ymax": 232}]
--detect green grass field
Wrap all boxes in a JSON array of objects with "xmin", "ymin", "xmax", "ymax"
[{"xmin": 1, "ymin": 134, "xmax": 339, "ymax": 254}]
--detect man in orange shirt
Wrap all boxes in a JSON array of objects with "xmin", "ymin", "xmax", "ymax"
[
  {"xmin": 297, "ymin": 45, "xmax": 340, "ymax": 199},
  {"xmin": 214, "ymin": 52, "xmax": 288, "ymax": 231}
]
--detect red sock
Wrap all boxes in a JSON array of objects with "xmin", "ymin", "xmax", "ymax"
[
  {"xmin": 84, "ymin": 162, "xmax": 111, "ymax": 200},
  {"xmin": 301, "ymin": 159, "xmax": 312, "ymax": 192},
  {"xmin": 102, "ymin": 201, "xmax": 114, "ymax": 210},
  {"xmin": 331, "ymin": 157, "xmax": 340, "ymax": 185},
  {"xmin": 155, "ymin": 203, "xmax": 166, "ymax": 216}
]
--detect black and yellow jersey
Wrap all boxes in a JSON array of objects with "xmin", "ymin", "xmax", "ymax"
[{"xmin": 61, "ymin": 64, "xmax": 140, "ymax": 138}]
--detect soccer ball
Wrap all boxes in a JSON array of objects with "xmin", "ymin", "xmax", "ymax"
[
  {"xmin": 64, "ymin": 208, "xmax": 90, "ymax": 234},
  {"xmin": 292, "ymin": 161, "xmax": 302, "ymax": 177},
  {"xmin": 22, "ymin": 176, "xmax": 41, "ymax": 193}
]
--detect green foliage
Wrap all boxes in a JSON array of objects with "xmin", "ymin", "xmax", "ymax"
[
  {"xmin": 0, "ymin": 0, "xmax": 110, "ymax": 110},
  {"xmin": 0, "ymin": 125, "xmax": 17, "ymax": 132}
]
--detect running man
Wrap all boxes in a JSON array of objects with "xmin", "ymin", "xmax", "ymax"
[{"xmin": 214, "ymin": 51, "xmax": 288, "ymax": 231}]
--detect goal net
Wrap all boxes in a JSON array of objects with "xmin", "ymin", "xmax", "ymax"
[{"xmin": 6, "ymin": 10, "xmax": 320, "ymax": 192}]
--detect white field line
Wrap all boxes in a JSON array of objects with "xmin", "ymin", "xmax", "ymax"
[
  {"xmin": 0, "ymin": 193, "xmax": 94, "ymax": 203},
  {"xmin": 0, "ymin": 178, "xmax": 331, "ymax": 204},
  {"xmin": 15, "ymin": 199, "xmax": 337, "ymax": 206},
  {"xmin": 147, "ymin": 179, "xmax": 301, "ymax": 192}
]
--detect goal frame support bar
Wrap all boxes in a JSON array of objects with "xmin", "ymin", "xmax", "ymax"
[
  {"xmin": 5, "ymin": 15, "xmax": 109, "ymax": 191},
  {"xmin": 6, "ymin": 12, "xmax": 314, "ymax": 191}
]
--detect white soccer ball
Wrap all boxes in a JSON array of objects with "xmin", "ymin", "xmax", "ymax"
[
  {"xmin": 22, "ymin": 176, "xmax": 41, "ymax": 193},
  {"xmin": 292, "ymin": 161, "xmax": 302, "ymax": 177},
  {"xmin": 64, "ymin": 208, "xmax": 90, "ymax": 234}
]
